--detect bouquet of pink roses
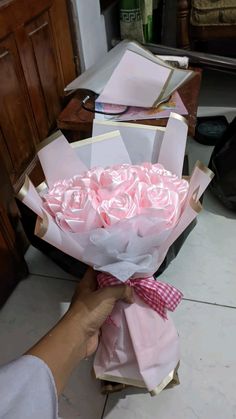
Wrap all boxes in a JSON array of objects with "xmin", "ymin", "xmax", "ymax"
[
  {"xmin": 18, "ymin": 114, "xmax": 213, "ymax": 394},
  {"xmin": 43, "ymin": 162, "xmax": 188, "ymax": 236}
]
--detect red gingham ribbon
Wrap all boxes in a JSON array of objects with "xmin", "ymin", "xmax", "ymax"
[{"xmin": 97, "ymin": 273, "xmax": 183, "ymax": 320}]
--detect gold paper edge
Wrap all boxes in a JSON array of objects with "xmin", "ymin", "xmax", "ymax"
[
  {"xmin": 150, "ymin": 370, "xmax": 174, "ymax": 397},
  {"xmin": 96, "ymin": 369, "xmax": 176, "ymax": 396},
  {"xmin": 35, "ymin": 214, "xmax": 48, "ymax": 239},
  {"xmin": 194, "ymin": 160, "xmax": 215, "ymax": 179},
  {"xmin": 130, "ymin": 41, "xmax": 194, "ymax": 80},
  {"xmin": 17, "ymin": 176, "xmax": 30, "ymax": 201},
  {"xmin": 95, "ymin": 373, "xmax": 146, "ymax": 389},
  {"xmin": 165, "ymin": 70, "xmax": 195, "ymax": 99},
  {"xmin": 36, "ymin": 181, "xmax": 47, "ymax": 194},
  {"xmin": 152, "ymin": 69, "xmax": 174, "ymax": 107},
  {"xmin": 130, "ymin": 41, "xmax": 173, "ymax": 69},
  {"xmin": 94, "ymin": 119, "xmax": 165, "ymax": 132},
  {"xmin": 71, "ymin": 130, "xmax": 121, "ymax": 148},
  {"xmin": 37, "ymin": 130, "xmax": 63, "ymax": 152},
  {"xmin": 190, "ymin": 197, "xmax": 202, "ymax": 214},
  {"xmin": 170, "ymin": 111, "xmax": 188, "ymax": 126}
]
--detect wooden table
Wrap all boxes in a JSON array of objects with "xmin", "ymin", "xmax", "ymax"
[{"xmin": 57, "ymin": 68, "xmax": 202, "ymax": 140}]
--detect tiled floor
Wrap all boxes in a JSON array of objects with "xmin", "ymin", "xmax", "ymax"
[{"xmin": 1, "ymin": 70, "xmax": 236, "ymax": 418}]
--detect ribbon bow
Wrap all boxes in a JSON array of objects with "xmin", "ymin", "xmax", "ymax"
[{"xmin": 97, "ymin": 273, "xmax": 183, "ymax": 320}]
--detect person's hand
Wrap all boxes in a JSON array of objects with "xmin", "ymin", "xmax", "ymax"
[
  {"xmin": 68, "ymin": 268, "xmax": 133, "ymax": 357},
  {"xmin": 26, "ymin": 267, "xmax": 132, "ymax": 395}
]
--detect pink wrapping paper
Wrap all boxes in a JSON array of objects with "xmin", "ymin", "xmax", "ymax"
[
  {"xmin": 94, "ymin": 294, "xmax": 180, "ymax": 393},
  {"xmin": 18, "ymin": 113, "xmax": 214, "ymax": 394},
  {"xmin": 96, "ymin": 49, "xmax": 172, "ymax": 108}
]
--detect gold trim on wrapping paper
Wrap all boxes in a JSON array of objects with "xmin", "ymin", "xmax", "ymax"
[
  {"xmin": 96, "ymin": 369, "xmax": 176, "ymax": 396},
  {"xmin": 152, "ymin": 70, "xmax": 174, "ymax": 107},
  {"xmin": 190, "ymin": 195, "xmax": 202, "ymax": 213},
  {"xmin": 150, "ymin": 371, "xmax": 174, "ymax": 397},
  {"xmin": 169, "ymin": 112, "xmax": 188, "ymax": 126},
  {"xmin": 71, "ymin": 130, "xmax": 121, "ymax": 148},
  {"xmin": 194, "ymin": 160, "xmax": 215, "ymax": 180},
  {"xmin": 95, "ymin": 373, "xmax": 146, "ymax": 389},
  {"xmin": 36, "ymin": 181, "xmax": 47, "ymax": 194},
  {"xmin": 36, "ymin": 130, "xmax": 63, "ymax": 152},
  {"xmin": 94, "ymin": 119, "xmax": 165, "ymax": 132},
  {"xmin": 35, "ymin": 214, "xmax": 48, "ymax": 239},
  {"xmin": 130, "ymin": 41, "xmax": 172, "ymax": 70},
  {"xmin": 17, "ymin": 176, "xmax": 30, "ymax": 201}
]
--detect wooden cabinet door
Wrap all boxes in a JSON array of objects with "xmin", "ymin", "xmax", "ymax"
[
  {"xmin": 0, "ymin": 0, "xmax": 77, "ymax": 303},
  {"xmin": 16, "ymin": 0, "xmax": 76, "ymax": 141},
  {"xmin": 0, "ymin": 154, "xmax": 28, "ymax": 307},
  {"xmin": 0, "ymin": 0, "xmax": 76, "ymax": 189},
  {"xmin": 0, "ymin": 209, "xmax": 28, "ymax": 306},
  {"xmin": 0, "ymin": 35, "xmax": 38, "ymax": 188},
  {"xmin": 17, "ymin": 12, "xmax": 63, "ymax": 140}
]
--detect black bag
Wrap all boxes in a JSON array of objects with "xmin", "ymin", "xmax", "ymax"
[{"xmin": 209, "ymin": 116, "xmax": 236, "ymax": 210}]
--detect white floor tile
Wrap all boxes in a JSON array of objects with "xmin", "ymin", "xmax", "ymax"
[
  {"xmin": 161, "ymin": 137, "xmax": 235, "ymax": 307},
  {"xmin": 160, "ymin": 207, "xmax": 236, "ymax": 307},
  {"xmin": 0, "ymin": 276, "xmax": 106, "ymax": 419},
  {"xmin": 25, "ymin": 246, "xmax": 78, "ymax": 281},
  {"xmin": 0, "ymin": 276, "xmax": 75, "ymax": 364},
  {"xmin": 103, "ymin": 301, "xmax": 236, "ymax": 419}
]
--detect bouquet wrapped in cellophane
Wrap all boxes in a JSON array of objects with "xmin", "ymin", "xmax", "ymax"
[{"xmin": 18, "ymin": 113, "xmax": 213, "ymax": 395}]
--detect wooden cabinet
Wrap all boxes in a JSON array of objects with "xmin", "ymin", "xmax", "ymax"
[
  {"xmin": 0, "ymin": 0, "xmax": 77, "ymax": 190},
  {"xmin": 0, "ymin": 153, "xmax": 28, "ymax": 306},
  {"xmin": 0, "ymin": 0, "xmax": 77, "ymax": 304},
  {"xmin": 0, "ymin": 34, "xmax": 37, "ymax": 188}
]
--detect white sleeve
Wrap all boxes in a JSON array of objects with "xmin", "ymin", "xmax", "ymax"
[{"xmin": 0, "ymin": 355, "xmax": 58, "ymax": 419}]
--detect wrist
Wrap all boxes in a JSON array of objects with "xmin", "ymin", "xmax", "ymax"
[
  {"xmin": 66, "ymin": 301, "xmax": 93, "ymax": 341},
  {"xmin": 63, "ymin": 308, "xmax": 87, "ymax": 349}
]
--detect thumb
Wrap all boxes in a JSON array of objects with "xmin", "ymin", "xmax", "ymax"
[{"xmin": 97, "ymin": 285, "xmax": 134, "ymax": 304}]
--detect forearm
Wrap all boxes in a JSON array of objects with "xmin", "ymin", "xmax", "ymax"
[{"xmin": 26, "ymin": 310, "xmax": 85, "ymax": 395}]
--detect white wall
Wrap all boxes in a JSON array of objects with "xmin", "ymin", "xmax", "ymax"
[{"xmin": 71, "ymin": 0, "xmax": 108, "ymax": 72}]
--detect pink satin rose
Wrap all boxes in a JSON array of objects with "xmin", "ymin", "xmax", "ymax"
[
  {"xmin": 136, "ymin": 183, "xmax": 181, "ymax": 226},
  {"xmin": 126, "ymin": 164, "xmax": 153, "ymax": 184},
  {"xmin": 98, "ymin": 167, "xmax": 138, "ymax": 200},
  {"xmin": 72, "ymin": 173, "xmax": 100, "ymax": 192},
  {"xmin": 43, "ymin": 162, "xmax": 189, "ymax": 232},
  {"xmin": 43, "ymin": 179, "xmax": 74, "ymax": 216},
  {"xmin": 85, "ymin": 167, "xmax": 104, "ymax": 183},
  {"xmin": 148, "ymin": 163, "xmax": 189, "ymax": 208},
  {"xmin": 98, "ymin": 192, "xmax": 138, "ymax": 226},
  {"xmin": 44, "ymin": 186, "xmax": 102, "ymax": 233}
]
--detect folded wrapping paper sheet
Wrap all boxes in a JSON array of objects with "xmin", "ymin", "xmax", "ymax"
[
  {"xmin": 96, "ymin": 49, "xmax": 172, "ymax": 108},
  {"xmin": 92, "ymin": 119, "xmax": 165, "ymax": 165},
  {"xmin": 18, "ymin": 176, "xmax": 43, "ymax": 218},
  {"xmin": 93, "ymin": 113, "xmax": 187, "ymax": 178},
  {"xmin": 18, "ymin": 113, "xmax": 214, "ymax": 281}
]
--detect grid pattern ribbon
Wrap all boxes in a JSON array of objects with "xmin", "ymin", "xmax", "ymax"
[{"xmin": 97, "ymin": 273, "xmax": 183, "ymax": 320}]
